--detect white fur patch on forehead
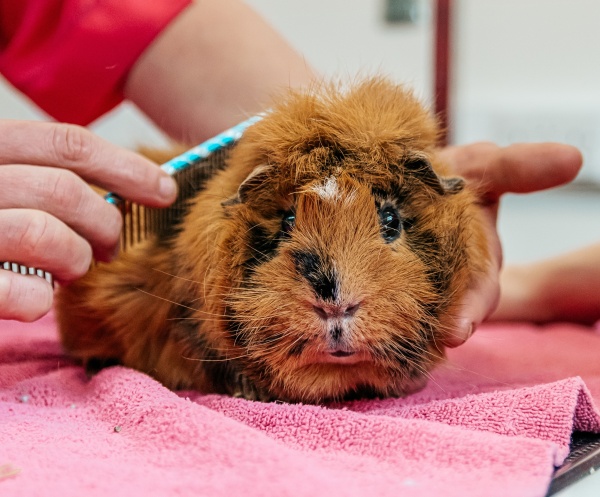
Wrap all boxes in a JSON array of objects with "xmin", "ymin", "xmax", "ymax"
[{"xmin": 311, "ymin": 176, "xmax": 340, "ymax": 201}]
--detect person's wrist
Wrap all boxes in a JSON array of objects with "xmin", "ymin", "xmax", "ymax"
[
  {"xmin": 491, "ymin": 263, "xmax": 550, "ymax": 322},
  {"xmin": 534, "ymin": 255, "xmax": 600, "ymax": 324}
]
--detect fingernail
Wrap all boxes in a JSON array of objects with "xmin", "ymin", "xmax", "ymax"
[
  {"xmin": 159, "ymin": 176, "xmax": 178, "ymax": 201},
  {"xmin": 444, "ymin": 319, "xmax": 476, "ymax": 348},
  {"xmin": 458, "ymin": 318, "xmax": 477, "ymax": 342},
  {"xmin": 466, "ymin": 322, "xmax": 477, "ymax": 340}
]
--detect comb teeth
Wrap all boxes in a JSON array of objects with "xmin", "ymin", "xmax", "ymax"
[
  {"xmin": 120, "ymin": 145, "xmax": 233, "ymax": 252},
  {"xmin": 114, "ymin": 114, "xmax": 263, "ymax": 252},
  {"xmin": 1, "ymin": 261, "xmax": 54, "ymax": 285}
]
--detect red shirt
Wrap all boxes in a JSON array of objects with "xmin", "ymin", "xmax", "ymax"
[{"xmin": 0, "ymin": 0, "xmax": 191, "ymax": 125}]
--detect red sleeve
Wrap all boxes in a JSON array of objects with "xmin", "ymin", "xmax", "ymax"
[{"xmin": 0, "ymin": 0, "xmax": 192, "ymax": 125}]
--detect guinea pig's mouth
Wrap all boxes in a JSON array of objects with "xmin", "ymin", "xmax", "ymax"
[
  {"xmin": 330, "ymin": 350, "xmax": 354, "ymax": 358},
  {"xmin": 316, "ymin": 348, "xmax": 371, "ymax": 365}
]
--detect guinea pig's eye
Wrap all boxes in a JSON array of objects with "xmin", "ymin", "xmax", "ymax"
[
  {"xmin": 379, "ymin": 206, "xmax": 402, "ymax": 243},
  {"xmin": 281, "ymin": 210, "xmax": 296, "ymax": 235}
]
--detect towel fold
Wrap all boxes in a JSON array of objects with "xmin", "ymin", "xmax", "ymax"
[{"xmin": 1, "ymin": 314, "xmax": 600, "ymax": 497}]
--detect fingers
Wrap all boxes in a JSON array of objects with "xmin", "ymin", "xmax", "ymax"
[
  {"xmin": 0, "ymin": 209, "xmax": 92, "ymax": 282},
  {"xmin": 0, "ymin": 120, "xmax": 177, "ymax": 207},
  {"xmin": 0, "ymin": 270, "xmax": 54, "ymax": 322},
  {"xmin": 443, "ymin": 271, "xmax": 501, "ymax": 348},
  {"xmin": 496, "ymin": 143, "xmax": 583, "ymax": 194},
  {"xmin": 0, "ymin": 120, "xmax": 179, "ymax": 322},
  {"xmin": 0, "ymin": 166, "xmax": 122, "ymax": 262},
  {"xmin": 442, "ymin": 208, "xmax": 503, "ymax": 348},
  {"xmin": 439, "ymin": 142, "xmax": 583, "ymax": 201}
]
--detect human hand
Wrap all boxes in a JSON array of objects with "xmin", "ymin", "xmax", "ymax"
[
  {"xmin": 0, "ymin": 120, "xmax": 178, "ymax": 322},
  {"xmin": 437, "ymin": 142, "xmax": 583, "ymax": 346}
]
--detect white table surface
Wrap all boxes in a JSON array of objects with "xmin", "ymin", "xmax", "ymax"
[{"xmin": 554, "ymin": 468, "xmax": 600, "ymax": 497}]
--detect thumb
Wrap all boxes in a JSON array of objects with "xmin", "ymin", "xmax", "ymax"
[{"xmin": 440, "ymin": 142, "xmax": 583, "ymax": 201}]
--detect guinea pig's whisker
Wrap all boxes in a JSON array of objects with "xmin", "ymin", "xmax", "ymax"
[
  {"xmin": 179, "ymin": 353, "xmax": 250, "ymax": 363},
  {"xmin": 134, "ymin": 287, "xmax": 201, "ymax": 312},
  {"xmin": 151, "ymin": 267, "xmax": 202, "ymax": 284},
  {"xmin": 442, "ymin": 363, "xmax": 512, "ymax": 388},
  {"xmin": 134, "ymin": 288, "xmax": 237, "ymax": 322},
  {"xmin": 227, "ymin": 312, "xmax": 284, "ymax": 324},
  {"xmin": 202, "ymin": 265, "xmax": 215, "ymax": 301},
  {"xmin": 382, "ymin": 340, "xmax": 439, "ymax": 367},
  {"xmin": 282, "ymin": 334, "xmax": 312, "ymax": 354},
  {"xmin": 241, "ymin": 219, "xmax": 271, "ymax": 235},
  {"xmin": 397, "ymin": 343, "xmax": 440, "ymax": 362},
  {"xmin": 259, "ymin": 335, "xmax": 291, "ymax": 347},
  {"xmin": 384, "ymin": 344, "xmax": 422, "ymax": 362},
  {"xmin": 165, "ymin": 316, "xmax": 221, "ymax": 323}
]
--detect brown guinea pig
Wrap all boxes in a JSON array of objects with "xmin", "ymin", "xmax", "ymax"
[{"xmin": 55, "ymin": 77, "xmax": 489, "ymax": 404}]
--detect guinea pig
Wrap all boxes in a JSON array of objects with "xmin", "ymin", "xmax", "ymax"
[{"xmin": 55, "ymin": 77, "xmax": 489, "ymax": 404}]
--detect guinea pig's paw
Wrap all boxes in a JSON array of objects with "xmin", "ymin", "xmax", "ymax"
[
  {"xmin": 231, "ymin": 372, "xmax": 271, "ymax": 402},
  {"xmin": 84, "ymin": 357, "xmax": 122, "ymax": 377},
  {"xmin": 396, "ymin": 373, "xmax": 430, "ymax": 397}
]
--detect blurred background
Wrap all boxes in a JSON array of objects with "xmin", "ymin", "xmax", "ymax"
[{"xmin": 1, "ymin": 0, "xmax": 599, "ymax": 265}]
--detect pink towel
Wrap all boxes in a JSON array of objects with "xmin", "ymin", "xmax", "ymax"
[{"xmin": 2, "ymin": 314, "xmax": 600, "ymax": 497}]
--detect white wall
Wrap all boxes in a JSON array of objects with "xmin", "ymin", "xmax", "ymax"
[
  {"xmin": 245, "ymin": 0, "xmax": 434, "ymax": 100},
  {"xmin": 452, "ymin": 0, "xmax": 600, "ymax": 182}
]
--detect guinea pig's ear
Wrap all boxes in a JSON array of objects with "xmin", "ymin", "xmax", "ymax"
[
  {"xmin": 404, "ymin": 154, "xmax": 465, "ymax": 196},
  {"xmin": 222, "ymin": 164, "xmax": 272, "ymax": 207},
  {"xmin": 439, "ymin": 176, "xmax": 466, "ymax": 194}
]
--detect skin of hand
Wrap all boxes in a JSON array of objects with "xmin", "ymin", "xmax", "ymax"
[
  {"xmin": 0, "ymin": 120, "xmax": 178, "ymax": 322},
  {"xmin": 437, "ymin": 142, "xmax": 583, "ymax": 347},
  {"xmin": 491, "ymin": 243, "xmax": 600, "ymax": 325}
]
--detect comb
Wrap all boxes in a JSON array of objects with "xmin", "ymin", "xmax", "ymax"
[
  {"xmin": 548, "ymin": 431, "xmax": 600, "ymax": 494},
  {"xmin": 106, "ymin": 115, "xmax": 262, "ymax": 251},
  {"xmin": 0, "ymin": 115, "xmax": 262, "ymax": 284}
]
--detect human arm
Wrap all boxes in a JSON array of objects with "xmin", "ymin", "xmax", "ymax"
[
  {"xmin": 437, "ymin": 142, "xmax": 583, "ymax": 346},
  {"xmin": 123, "ymin": 0, "xmax": 316, "ymax": 144},
  {"xmin": 0, "ymin": 0, "xmax": 314, "ymax": 135},
  {"xmin": 491, "ymin": 243, "xmax": 600, "ymax": 324}
]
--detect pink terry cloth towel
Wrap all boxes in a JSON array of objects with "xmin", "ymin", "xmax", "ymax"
[{"xmin": 2, "ymin": 313, "xmax": 600, "ymax": 497}]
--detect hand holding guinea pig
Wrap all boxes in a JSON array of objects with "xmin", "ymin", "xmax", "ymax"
[
  {"xmin": 439, "ymin": 141, "xmax": 582, "ymax": 346},
  {"xmin": 55, "ymin": 77, "xmax": 577, "ymax": 404}
]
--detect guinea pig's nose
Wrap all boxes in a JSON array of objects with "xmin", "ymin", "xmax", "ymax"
[{"xmin": 313, "ymin": 302, "xmax": 360, "ymax": 320}]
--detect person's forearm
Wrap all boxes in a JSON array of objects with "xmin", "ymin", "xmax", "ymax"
[
  {"xmin": 491, "ymin": 243, "xmax": 600, "ymax": 324},
  {"xmin": 124, "ymin": 0, "xmax": 316, "ymax": 144}
]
